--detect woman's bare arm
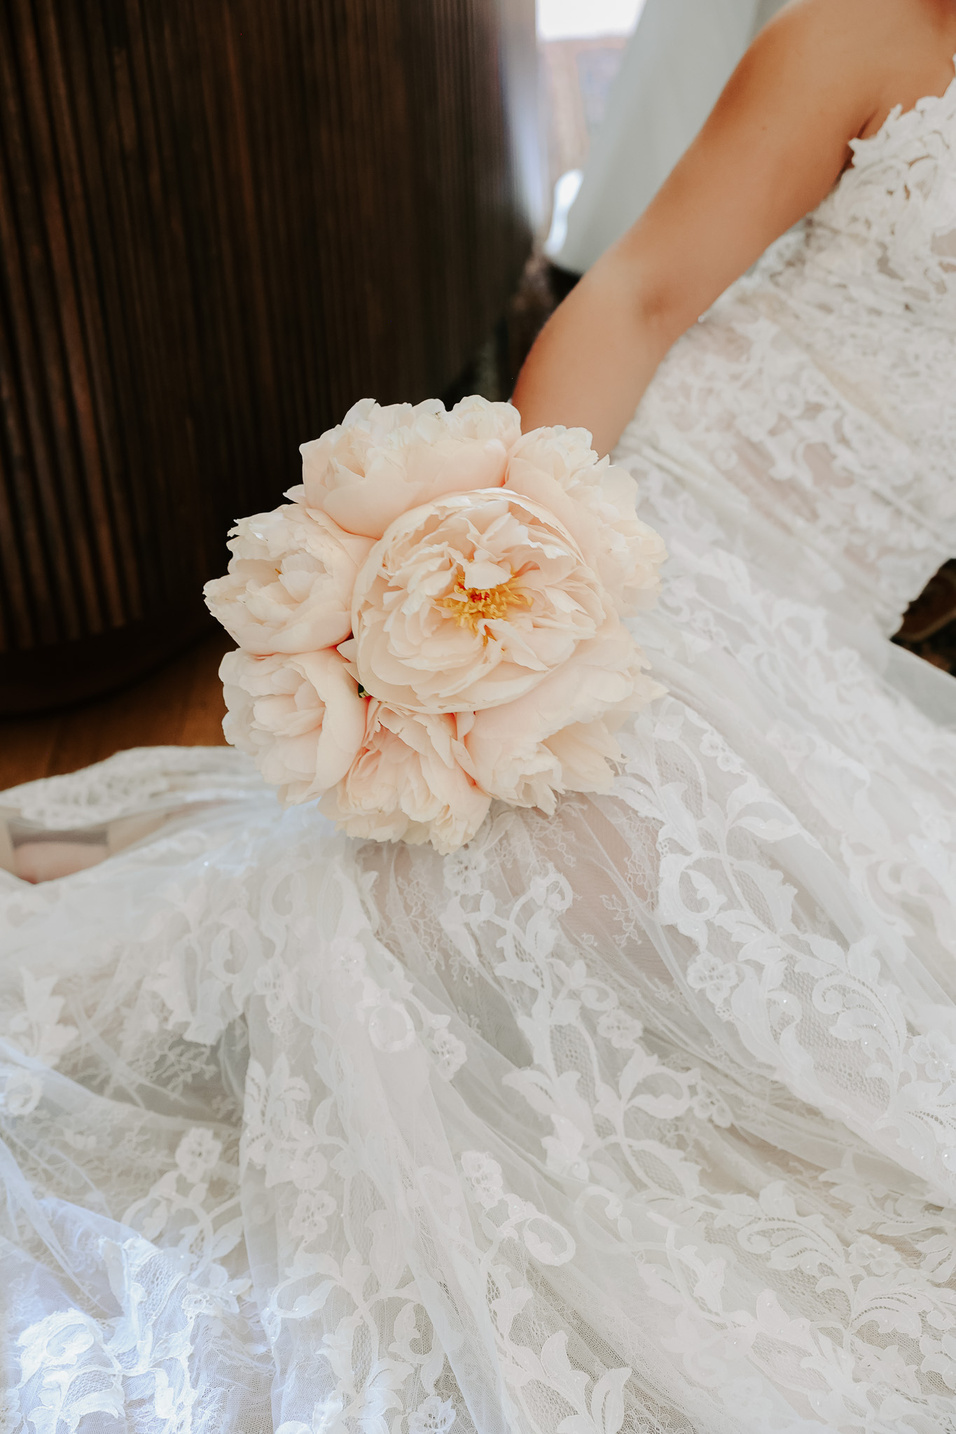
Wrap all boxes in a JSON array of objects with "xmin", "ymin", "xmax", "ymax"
[{"xmin": 511, "ymin": 0, "xmax": 955, "ymax": 454}]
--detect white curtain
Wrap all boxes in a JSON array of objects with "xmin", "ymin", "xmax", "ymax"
[{"xmin": 551, "ymin": 0, "xmax": 788, "ymax": 273}]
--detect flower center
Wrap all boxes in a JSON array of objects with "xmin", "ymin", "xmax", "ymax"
[{"xmin": 437, "ymin": 570, "xmax": 532, "ymax": 638}]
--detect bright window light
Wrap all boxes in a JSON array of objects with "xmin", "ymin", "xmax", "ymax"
[{"xmin": 536, "ymin": 0, "xmax": 646, "ymax": 41}]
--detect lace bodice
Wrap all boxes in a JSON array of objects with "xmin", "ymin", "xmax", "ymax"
[
  {"xmin": 620, "ymin": 63, "xmax": 956, "ymax": 635},
  {"xmin": 782, "ymin": 66, "xmax": 956, "ymax": 330}
]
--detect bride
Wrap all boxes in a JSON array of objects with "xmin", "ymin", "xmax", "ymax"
[{"xmin": 3, "ymin": 0, "xmax": 956, "ymax": 1428}]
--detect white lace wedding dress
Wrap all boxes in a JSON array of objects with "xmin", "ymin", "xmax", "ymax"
[{"xmin": 4, "ymin": 77, "xmax": 956, "ymax": 1434}]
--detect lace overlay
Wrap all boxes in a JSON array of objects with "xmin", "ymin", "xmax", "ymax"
[
  {"xmin": 4, "ymin": 80, "xmax": 956, "ymax": 1434},
  {"xmin": 621, "ymin": 64, "xmax": 956, "ymax": 638}
]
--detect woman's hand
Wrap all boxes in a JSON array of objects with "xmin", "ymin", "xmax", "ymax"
[{"xmin": 511, "ymin": 0, "xmax": 956, "ymax": 455}]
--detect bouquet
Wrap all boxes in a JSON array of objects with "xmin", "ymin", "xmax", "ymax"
[{"xmin": 204, "ymin": 396, "xmax": 666, "ymax": 854}]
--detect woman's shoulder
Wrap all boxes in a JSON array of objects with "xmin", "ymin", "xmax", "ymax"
[
  {"xmin": 756, "ymin": 0, "xmax": 956, "ymax": 139},
  {"xmin": 765, "ymin": 0, "xmax": 954, "ymax": 47}
]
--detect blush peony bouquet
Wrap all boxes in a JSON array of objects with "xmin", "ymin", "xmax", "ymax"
[{"xmin": 204, "ymin": 396, "xmax": 666, "ymax": 854}]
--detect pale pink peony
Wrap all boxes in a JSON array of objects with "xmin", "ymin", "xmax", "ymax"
[
  {"xmin": 504, "ymin": 426, "xmax": 667, "ymax": 612},
  {"xmin": 457, "ymin": 624, "xmax": 664, "ymax": 812},
  {"xmin": 345, "ymin": 489, "xmax": 615, "ymax": 715},
  {"xmin": 296, "ymin": 395, "xmax": 520, "ymax": 539},
  {"xmin": 203, "ymin": 505, "xmax": 371, "ymax": 656},
  {"xmin": 322, "ymin": 702, "xmax": 491, "ymax": 854},
  {"xmin": 220, "ymin": 648, "xmax": 367, "ymax": 804},
  {"xmin": 207, "ymin": 399, "xmax": 669, "ymax": 853}
]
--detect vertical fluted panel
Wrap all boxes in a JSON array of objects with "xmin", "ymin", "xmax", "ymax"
[{"xmin": 0, "ymin": 0, "xmax": 537, "ymax": 710}]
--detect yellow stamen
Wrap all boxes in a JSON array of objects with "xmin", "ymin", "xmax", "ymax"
[{"xmin": 437, "ymin": 570, "xmax": 532, "ymax": 638}]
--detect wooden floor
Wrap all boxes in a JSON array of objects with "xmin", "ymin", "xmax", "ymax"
[{"xmin": 0, "ymin": 631, "xmax": 231, "ymax": 792}]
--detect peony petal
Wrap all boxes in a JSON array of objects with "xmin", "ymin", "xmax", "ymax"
[
  {"xmin": 323, "ymin": 701, "xmax": 491, "ymax": 853},
  {"xmin": 350, "ymin": 489, "xmax": 606, "ymax": 713},
  {"xmin": 219, "ymin": 648, "xmax": 367, "ymax": 803},
  {"xmin": 298, "ymin": 397, "xmax": 517, "ymax": 539},
  {"xmin": 460, "ymin": 620, "xmax": 660, "ymax": 807},
  {"xmin": 204, "ymin": 505, "xmax": 366, "ymax": 656},
  {"xmin": 505, "ymin": 428, "xmax": 666, "ymax": 614}
]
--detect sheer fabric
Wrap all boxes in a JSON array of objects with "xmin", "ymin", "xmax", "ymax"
[{"xmin": 3, "ymin": 75, "xmax": 956, "ymax": 1434}]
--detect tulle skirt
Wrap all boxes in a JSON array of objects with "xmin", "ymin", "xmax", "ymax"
[
  {"xmin": 4, "ymin": 561, "xmax": 956, "ymax": 1434},
  {"xmin": 5, "ymin": 329, "xmax": 956, "ymax": 1429}
]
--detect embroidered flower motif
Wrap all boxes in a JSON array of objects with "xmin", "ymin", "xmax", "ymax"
[
  {"xmin": 254, "ymin": 960, "xmax": 298, "ymax": 1035},
  {"xmin": 243, "ymin": 1056, "xmax": 311, "ymax": 1183},
  {"xmin": 330, "ymin": 935, "xmax": 367, "ymax": 979},
  {"xmin": 63, "ymin": 1127, "xmax": 98, "ymax": 1152},
  {"xmin": 597, "ymin": 1007, "xmax": 645, "ymax": 1051},
  {"xmin": 461, "ymin": 1151, "xmax": 504, "ymax": 1210},
  {"xmin": 181, "ymin": 1265, "xmax": 250, "ymax": 1320},
  {"xmin": 361, "ymin": 986, "xmax": 417, "ymax": 1054},
  {"xmin": 910, "ymin": 1030, "xmax": 956, "ymax": 1083},
  {"xmin": 253, "ymin": 960, "xmax": 293, "ymax": 1012},
  {"xmin": 0, "ymin": 1069, "xmax": 43, "ymax": 1118},
  {"xmin": 847, "ymin": 1235, "xmax": 899, "ymax": 1277},
  {"xmin": 686, "ymin": 953, "xmax": 740, "ymax": 1015},
  {"xmin": 529, "ymin": 871, "xmax": 573, "ymax": 913},
  {"xmin": 442, "ymin": 849, "xmax": 485, "ymax": 897},
  {"xmin": 287, "ymin": 1144, "xmax": 328, "ymax": 1194},
  {"xmin": 407, "ymin": 1394, "xmax": 457, "ymax": 1433},
  {"xmin": 8, "ymin": 971, "xmax": 78, "ymax": 1066},
  {"xmin": 691, "ymin": 1082, "xmax": 733, "ymax": 1128},
  {"xmin": 288, "ymin": 1189, "xmax": 336, "ymax": 1243},
  {"xmin": 430, "ymin": 1025, "xmax": 467, "ymax": 1080},
  {"xmin": 175, "ymin": 1128, "xmax": 223, "ymax": 1183}
]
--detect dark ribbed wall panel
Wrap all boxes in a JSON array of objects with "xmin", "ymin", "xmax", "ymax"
[{"xmin": 0, "ymin": 0, "xmax": 538, "ymax": 710}]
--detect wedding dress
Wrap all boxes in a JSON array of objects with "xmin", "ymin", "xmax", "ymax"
[{"xmin": 3, "ymin": 74, "xmax": 956, "ymax": 1434}]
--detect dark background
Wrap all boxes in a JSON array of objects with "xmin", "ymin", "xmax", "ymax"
[{"xmin": 0, "ymin": 0, "xmax": 540, "ymax": 712}]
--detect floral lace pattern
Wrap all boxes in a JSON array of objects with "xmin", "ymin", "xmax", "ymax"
[
  {"xmin": 4, "ymin": 80, "xmax": 956, "ymax": 1434},
  {"xmin": 0, "ymin": 745, "xmax": 260, "ymax": 830},
  {"xmin": 620, "ymin": 62, "xmax": 956, "ymax": 638}
]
